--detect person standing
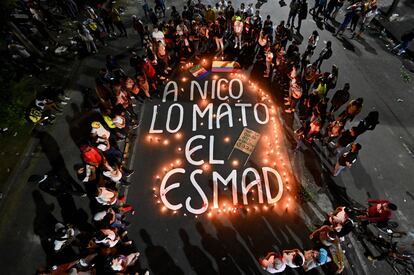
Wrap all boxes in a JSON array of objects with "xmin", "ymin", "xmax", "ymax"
[
  {"xmin": 263, "ymin": 15, "xmax": 274, "ymax": 43},
  {"xmin": 233, "ymin": 15, "xmax": 244, "ymax": 49},
  {"xmin": 324, "ymin": 0, "xmax": 339, "ymax": 22},
  {"xmin": 111, "ymin": 5, "xmax": 127, "ymax": 37},
  {"xmin": 333, "ymin": 143, "xmax": 361, "ymax": 176},
  {"xmin": 328, "ymin": 83, "xmax": 350, "ymax": 116},
  {"xmin": 335, "ymin": 127, "xmax": 359, "ymax": 155},
  {"xmin": 264, "ymin": 45, "xmax": 274, "ymax": 78},
  {"xmin": 297, "ymin": 0, "xmax": 308, "ymax": 32},
  {"xmin": 333, "ymin": 3, "xmax": 362, "ymax": 37},
  {"xmin": 337, "ymin": 97, "xmax": 364, "ymax": 122},
  {"xmin": 314, "ymin": 0, "xmax": 327, "ymax": 18},
  {"xmin": 306, "ymin": 30, "xmax": 319, "ymax": 57},
  {"xmin": 225, "ymin": 1, "xmax": 235, "ymax": 33},
  {"xmin": 205, "ymin": 5, "xmax": 217, "ymax": 25},
  {"xmin": 287, "ymin": 0, "xmax": 300, "ymax": 28},
  {"xmin": 78, "ymin": 25, "xmax": 98, "ymax": 54},
  {"xmin": 132, "ymin": 15, "xmax": 145, "ymax": 46},
  {"xmin": 213, "ymin": 19, "xmax": 225, "ymax": 52},
  {"xmin": 275, "ymin": 21, "xmax": 289, "ymax": 49},
  {"xmin": 155, "ymin": 0, "xmax": 166, "ymax": 17},
  {"xmin": 315, "ymin": 41, "xmax": 332, "ymax": 71},
  {"xmin": 351, "ymin": 6, "xmax": 378, "ymax": 39},
  {"xmin": 137, "ymin": 0, "xmax": 150, "ymax": 19},
  {"xmin": 354, "ymin": 111, "xmax": 379, "ymax": 135},
  {"xmin": 285, "ymin": 76, "xmax": 302, "ymax": 113}
]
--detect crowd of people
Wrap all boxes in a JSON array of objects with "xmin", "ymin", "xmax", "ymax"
[
  {"xmin": 35, "ymin": 55, "xmax": 149, "ymax": 273},
  {"xmin": 259, "ymin": 199, "xmax": 399, "ymax": 273},
  {"xmin": 11, "ymin": 0, "xmax": 409, "ymax": 274}
]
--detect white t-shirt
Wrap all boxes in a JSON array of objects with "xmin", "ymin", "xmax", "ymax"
[
  {"xmin": 91, "ymin": 124, "xmax": 110, "ymax": 139},
  {"xmin": 152, "ymin": 30, "xmax": 165, "ymax": 44},
  {"xmin": 265, "ymin": 51, "xmax": 274, "ymax": 62},
  {"xmin": 234, "ymin": 21, "xmax": 243, "ymax": 34}
]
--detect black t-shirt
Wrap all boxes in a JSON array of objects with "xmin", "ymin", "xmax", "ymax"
[
  {"xmin": 263, "ymin": 19, "xmax": 273, "ymax": 34},
  {"xmin": 337, "ymin": 130, "xmax": 356, "ymax": 147},
  {"xmin": 217, "ymin": 15, "xmax": 227, "ymax": 30},
  {"xmin": 338, "ymin": 150, "xmax": 358, "ymax": 166}
]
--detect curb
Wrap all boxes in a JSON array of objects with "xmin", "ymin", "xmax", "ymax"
[{"xmin": 0, "ymin": 58, "xmax": 83, "ymax": 212}]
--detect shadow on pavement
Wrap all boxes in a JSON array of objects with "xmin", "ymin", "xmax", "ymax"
[
  {"xmin": 140, "ymin": 229, "xmax": 185, "ymax": 275},
  {"xmin": 195, "ymin": 222, "xmax": 240, "ymax": 275},
  {"xmin": 178, "ymin": 228, "xmax": 218, "ymax": 275}
]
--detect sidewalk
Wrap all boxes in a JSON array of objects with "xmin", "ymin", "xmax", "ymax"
[{"xmin": 375, "ymin": 0, "xmax": 414, "ymax": 54}]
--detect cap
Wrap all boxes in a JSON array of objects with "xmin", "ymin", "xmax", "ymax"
[
  {"xmin": 91, "ymin": 121, "xmax": 101, "ymax": 128},
  {"xmin": 94, "ymin": 211, "xmax": 107, "ymax": 221}
]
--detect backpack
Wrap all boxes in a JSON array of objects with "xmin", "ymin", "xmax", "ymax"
[
  {"xmin": 323, "ymin": 48, "xmax": 332, "ymax": 59},
  {"xmin": 28, "ymin": 107, "xmax": 43, "ymax": 123},
  {"xmin": 80, "ymin": 145, "xmax": 103, "ymax": 166}
]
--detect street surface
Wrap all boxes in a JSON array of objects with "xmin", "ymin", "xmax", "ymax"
[{"xmin": 0, "ymin": 0, "xmax": 413, "ymax": 274}]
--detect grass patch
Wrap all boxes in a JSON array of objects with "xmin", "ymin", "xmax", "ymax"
[{"xmin": 297, "ymin": 184, "xmax": 314, "ymax": 204}]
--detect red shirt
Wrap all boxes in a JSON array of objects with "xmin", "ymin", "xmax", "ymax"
[
  {"xmin": 143, "ymin": 59, "xmax": 156, "ymax": 79},
  {"xmin": 367, "ymin": 200, "xmax": 392, "ymax": 223},
  {"xmin": 80, "ymin": 145, "xmax": 103, "ymax": 167}
]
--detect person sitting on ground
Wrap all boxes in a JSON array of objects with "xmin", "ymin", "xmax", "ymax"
[
  {"xmin": 94, "ymin": 228, "xmax": 120, "ymax": 248},
  {"xmin": 52, "ymin": 222, "xmax": 79, "ymax": 251},
  {"xmin": 310, "ymin": 225, "xmax": 339, "ymax": 247},
  {"xmin": 358, "ymin": 200, "xmax": 398, "ymax": 227},
  {"xmin": 94, "ymin": 208, "xmax": 129, "ymax": 230},
  {"xmin": 325, "ymin": 206, "xmax": 354, "ymax": 237},
  {"xmin": 303, "ymin": 248, "xmax": 330, "ymax": 271},
  {"xmin": 282, "ymin": 248, "xmax": 305, "ymax": 268},
  {"xmin": 259, "ymin": 252, "xmax": 286, "ymax": 273},
  {"xmin": 107, "ymin": 252, "xmax": 141, "ymax": 272}
]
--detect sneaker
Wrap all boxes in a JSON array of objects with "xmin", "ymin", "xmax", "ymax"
[
  {"xmin": 120, "ymin": 205, "xmax": 133, "ymax": 213},
  {"xmin": 79, "ymin": 259, "xmax": 89, "ymax": 267},
  {"xmin": 123, "ymin": 168, "xmax": 135, "ymax": 177},
  {"xmin": 367, "ymin": 256, "xmax": 377, "ymax": 262},
  {"xmin": 285, "ymin": 109, "xmax": 293, "ymax": 113},
  {"xmin": 60, "ymin": 101, "xmax": 68, "ymax": 105},
  {"xmin": 284, "ymin": 101, "xmax": 291, "ymax": 106},
  {"xmin": 63, "ymin": 96, "xmax": 70, "ymax": 101},
  {"xmin": 119, "ymin": 195, "xmax": 127, "ymax": 203}
]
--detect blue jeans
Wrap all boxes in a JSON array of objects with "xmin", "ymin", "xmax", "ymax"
[{"xmin": 393, "ymin": 41, "xmax": 409, "ymax": 53}]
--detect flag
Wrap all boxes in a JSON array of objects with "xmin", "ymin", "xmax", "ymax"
[
  {"xmin": 189, "ymin": 64, "xmax": 209, "ymax": 79},
  {"xmin": 211, "ymin": 61, "xmax": 240, "ymax": 73}
]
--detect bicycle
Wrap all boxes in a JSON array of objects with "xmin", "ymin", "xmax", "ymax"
[
  {"xmin": 359, "ymin": 227, "xmax": 414, "ymax": 275},
  {"xmin": 348, "ymin": 205, "xmax": 399, "ymax": 236}
]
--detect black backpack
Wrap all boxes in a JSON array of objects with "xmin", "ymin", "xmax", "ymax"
[{"xmin": 323, "ymin": 48, "xmax": 332, "ymax": 59}]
